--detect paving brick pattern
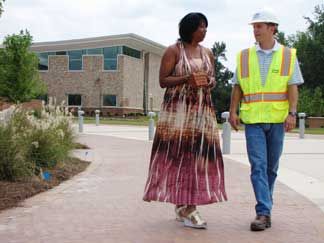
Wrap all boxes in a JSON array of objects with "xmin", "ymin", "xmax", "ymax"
[{"xmin": 0, "ymin": 134, "xmax": 323, "ymax": 243}]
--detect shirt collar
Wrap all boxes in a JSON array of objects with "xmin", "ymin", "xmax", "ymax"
[{"xmin": 255, "ymin": 40, "xmax": 281, "ymax": 53}]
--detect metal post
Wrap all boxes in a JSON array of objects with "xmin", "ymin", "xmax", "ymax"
[
  {"xmin": 221, "ymin": 111, "xmax": 231, "ymax": 154},
  {"xmin": 149, "ymin": 93, "xmax": 153, "ymax": 111},
  {"xmin": 298, "ymin": 112, "xmax": 306, "ymax": 139},
  {"xmin": 95, "ymin": 109, "xmax": 100, "ymax": 126},
  {"xmin": 148, "ymin": 111, "xmax": 156, "ymax": 141},
  {"xmin": 78, "ymin": 110, "xmax": 84, "ymax": 133}
]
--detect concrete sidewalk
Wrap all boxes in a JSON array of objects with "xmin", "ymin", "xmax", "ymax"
[
  {"xmin": 224, "ymin": 130, "xmax": 324, "ymax": 213},
  {"xmin": 83, "ymin": 124, "xmax": 324, "ymax": 213},
  {"xmin": 0, "ymin": 125, "xmax": 323, "ymax": 242}
]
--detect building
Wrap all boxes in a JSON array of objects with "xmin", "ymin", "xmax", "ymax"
[{"xmin": 30, "ymin": 33, "xmax": 165, "ymax": 116}]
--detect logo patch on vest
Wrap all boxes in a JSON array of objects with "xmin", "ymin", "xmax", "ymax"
[{"xmin": 272, "ymin": 69, "xmax": 279, "ymax": 73}]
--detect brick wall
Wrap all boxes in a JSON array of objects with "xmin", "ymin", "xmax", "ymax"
[
  {"xmin": 37, "ymin": 42, "xmax": 163, "ymax": 116},
  {"xmin": 148, "ymin": 52, "xmax": 163, "ymax": 111},
  {"xmin": 307, "ymin": 117, "xmax": 324, "ymax": 128}
]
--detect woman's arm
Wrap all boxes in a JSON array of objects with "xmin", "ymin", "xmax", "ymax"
[
  {"xmin": 207, "ymin": 48, "xmax": 216, "ymax": 89},
  {"xmin": 159, "ymin": 45, "xmax": 190, "ymax": 88}
]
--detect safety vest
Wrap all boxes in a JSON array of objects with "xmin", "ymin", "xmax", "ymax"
[{"xmin": 237, "ymin": 45, "xmax": 296, "ymax": 124}]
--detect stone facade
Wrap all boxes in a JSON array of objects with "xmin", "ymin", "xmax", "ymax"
[{"xmin": 32, "ymin": 34, "xmax": 165, "ymax": 116}]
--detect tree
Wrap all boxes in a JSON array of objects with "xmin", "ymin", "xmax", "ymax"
[
  {"xmin": 0, "ymin": 0, "xmax": 5, "ymax": 17},
  {"xmin": 276, "ymin": 31, "xmax": 290, "ymax": 46},
  {"xmin": 210, "ymin": 42, "xmax": 233, "ymax": 121},
  {"xmin": 290, "ymin": 4, "xmax": 324, "ymax": 90},
  {"xmin": 298, "ymin": 87, "xmax": 324, "ymax": 116},
  {"xmin": 0, "ymin": 30, "xmax": 46, "ymax": 103},
  {"xmin": 278, "ymin": 5, "xmax": 324, "ymax": 116}
]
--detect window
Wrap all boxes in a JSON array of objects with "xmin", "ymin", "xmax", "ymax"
[
  {"xmin": 86, "ymin": 48, "xmax": 103, "ymax": 55},
  {"xmin": 56, "ymin": 51, "xmax": 67, "ymax": 55},
  {"xmin": 103, "ymin": 46, "xmax": 122, "ymax": 70},
  {"xmin": 104, "ymin": 59, "xmax": 117, "ymax": 70},
  {"xmin": 103, "ymin": 95, "xmax": 117, "ymax": 106},
  {"xmin": 38, "ymin": 93, "xmax": 48, "ymax": 104},
  {"xmin": 68, "ymin": 94, "xmax": 82, "ymax": 106},
  {"xmin": 36, "ymin": 45, "xmax": 141, "ymax": 72},
  {"xmin": 37, "ymin": 52, "xmax": 49, "ymax": 70},
  {"xmin": 68, "ymin": 50, "xmax": 85, "ymax": 70},
  {"xmin": 37, "ymin": 52, "xmax": 55, "ymax": 70},
  {"xmin": 123, "ymin": 46, "xmax": 141, "ymax": 59}
]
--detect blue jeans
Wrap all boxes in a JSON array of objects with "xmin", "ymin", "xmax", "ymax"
[{"xmin": 245, "ymin": 123, "xmax": 284, "ymax": 216}]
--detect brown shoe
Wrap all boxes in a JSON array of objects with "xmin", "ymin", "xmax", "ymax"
[{"xmin": 250, "ymin": 215, "xmax": 271, "ymax": 231}]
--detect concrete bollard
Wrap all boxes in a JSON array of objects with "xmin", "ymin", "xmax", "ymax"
[
  {"xmin": 95, "ymin": 110, "xmax": 100, "ymax": 126},
  {"xmin": 148, "ymin": 111, "xmax": 156, "ymax": 141},
  {"xmin": 78, "ymin": 110, "xmax": 84, "ymax": 133},
  {"xmin": 221, "ymin": 111, "xmax": 231, "ymax": 154},
  {"xmin": 298, "ymin": 112, "xmax": 306, "ymax": 139}
]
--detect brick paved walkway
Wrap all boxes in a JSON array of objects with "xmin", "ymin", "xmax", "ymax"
[{"xmin": 0, "ymin": 134, "xmax": 323, "ymax": 243}]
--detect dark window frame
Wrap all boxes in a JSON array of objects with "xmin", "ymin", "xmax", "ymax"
[
  {"xmin": 102, "ymin": 94, "xmax": 117, "ymax": 107},
  {"xmin": 68, "ymin": 94, "xmax": 82, "ymax": 106}
]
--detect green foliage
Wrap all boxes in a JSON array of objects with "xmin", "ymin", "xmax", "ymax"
[
  {"xmin": 281, "ymin": 5, "xmax": 324, "ymax": 90},
  {"xmin": 28, "ymin": 114, "xmax": 75, "ymax": 169},
  {"xmin": 298, "ymin": 87, "xmax": 324, "ymax": 116},
  {"xmin": 276, "ymin": 5, "xmax": 324, "ymax": 116},
  {"xmin": 276, "ymin": 31, "xmax": 290, "ymax": 46},
  {"xmin": 210, "ymin": 42, "xmax": 233, "ymax": 120},
  {"xmin": 0, "ymin": 102, "xmax": 75, "ymax": 181},
  {"xmin": 0, "ymin": 111, "xmax": 35, "ymax": 181},
  {"xmin": 0, "ymin": 30, "xmax": 46, "ymax": 103}
]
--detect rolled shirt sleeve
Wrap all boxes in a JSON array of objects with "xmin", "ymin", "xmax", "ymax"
[
  {"xmin": 231, "ymin": 69, "xmax": 239, "ymax": 86},
  {"xmin": 288, "ymin": 58, "xmax": 304, "ymax": 86}
]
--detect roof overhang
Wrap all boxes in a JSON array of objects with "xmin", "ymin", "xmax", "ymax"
[{"xmin": 28, "ymin": 33, "xmax": 165, "ymax": 55}]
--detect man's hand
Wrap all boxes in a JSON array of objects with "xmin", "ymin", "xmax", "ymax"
[
  {"xmin": 229, "ymin": 112, "xmax": 240, "ymax": 131},
  {"xmin": 229, "ymin": 85, "xmax": 243, "ymax": 131},
  {"xmin": 284, "ymin": 114, "xmax": 296, "ymax": 132}
]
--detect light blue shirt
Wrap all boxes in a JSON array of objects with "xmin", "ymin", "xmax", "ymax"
[{"xmin": 231, "ymin": 40, "xmax": 304, "ymax": 86}]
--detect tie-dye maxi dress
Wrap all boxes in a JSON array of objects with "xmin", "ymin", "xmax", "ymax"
[{"xmin": 143, "ymin": 42, "xmax": 227, "ymax": 205}]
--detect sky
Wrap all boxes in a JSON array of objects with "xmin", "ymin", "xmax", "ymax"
[{"xmin": 0, "ymin": 0, "xmax": 322, "ymax": 71}]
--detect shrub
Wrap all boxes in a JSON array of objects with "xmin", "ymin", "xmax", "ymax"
[
  {"xmin": 0, "ymin": 99, "xmax": 75, "ymax": 181},
  {"xmin": 0, "ymin": 110, "xmax": 35, "ymax": 180}
]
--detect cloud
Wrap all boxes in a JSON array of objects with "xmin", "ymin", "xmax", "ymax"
[{"xmin": 0, "ymin": 0, "xmax": 323, "ymax": 70}]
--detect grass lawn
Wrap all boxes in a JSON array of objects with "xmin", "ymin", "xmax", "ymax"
[
  {"xmin": 290, "ymin": 127, "xmax": 324, "ymax": 135},
  {"xmin": 74, "ymin": 117, "xmax": 324, "ymax": 135},
  {"xmin": 74, "ymin": 116, "xmax": 157, "ymax": 126}
]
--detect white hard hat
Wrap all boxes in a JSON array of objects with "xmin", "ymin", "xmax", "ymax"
[{"xmin": 249, "ymin": 10, "xmax": 279, "ymax": 25}]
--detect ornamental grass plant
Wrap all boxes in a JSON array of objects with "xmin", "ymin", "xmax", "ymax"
[{"xmin": 0, "ymin": 98, "xmax": 75, "ymax": 181}]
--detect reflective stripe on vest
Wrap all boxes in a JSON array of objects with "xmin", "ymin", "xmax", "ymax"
[
  {"xmin": 240, "ymin": 48, "xmax": 249, "ymax": 78},
  {"xmin": 281, "ymin": 47, "xmax": 292, "ymax": 76},
  {"xmin": 242, "ymin": 92, "xmax": 288, "ymax": 103},
  {"xmin": 240, "ymin": 46, "xmax": 293, "ymax": 78}
]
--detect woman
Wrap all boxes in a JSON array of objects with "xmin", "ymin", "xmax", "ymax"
[{"xmin": 143, "ymin": 12, "xmax": 227, "ymax": 229}]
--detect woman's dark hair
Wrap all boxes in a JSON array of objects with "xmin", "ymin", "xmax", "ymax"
[{"xmin": 179, "ymin": 12, "xmax": 208, "ymax": 43}]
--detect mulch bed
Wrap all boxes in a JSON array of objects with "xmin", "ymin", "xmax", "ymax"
[
  {"xmin": 0, "ymin": 98, "xmax": 12, "ymax": 111},
  {"xmin": 74, "ymin": 142, "xmax": 90, "ymax": 149},
  {"xmin": 0, "ymin": 98, "xmax": 43, "ymax": 112},
  {"xmin": 0, "ymin": 157, "xmax": 90, "ymax": 211}
]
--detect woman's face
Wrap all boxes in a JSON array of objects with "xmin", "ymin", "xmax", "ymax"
[{"xmin": 192, "ymin": 21, "xmax": 207, "ymax": 43}]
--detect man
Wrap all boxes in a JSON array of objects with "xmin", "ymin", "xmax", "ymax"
[{"xmin": 229, "ymin": 10, "xmax": 304, "ymax": 231}]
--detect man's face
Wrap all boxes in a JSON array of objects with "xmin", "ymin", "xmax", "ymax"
[{"xmin": 252, "ymin": 23, "xmax": 275, "ymax": 43}]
